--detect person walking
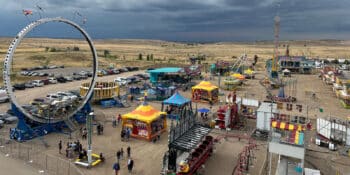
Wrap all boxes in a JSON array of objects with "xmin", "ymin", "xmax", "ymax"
[
  {"xmin": 126, "ymin": 128, "xmax": 131, "ymax": 141},
  {"xmin": 121, "ymin": 129, "xmax": 125, "ymax": 141},
  {"xmin": 97, "ymin": 124, "xmax": 101, "ymax": 135},
  {"xmin": 127, "ymin": 146, "xmax": 131, "ymax": 158},
  {"xmin": 127, "ymin": 158, "xmax": 134, "ymax": 174},
  {"xmin": 116, "ymin": 150, "xmax": 121, "ymax": 163},
  {"xmin": 58, "ymin": 140, "xmax": 62, "ymax": 154},
  {"xmin": 112, "ymin": 117, "xmax": 117, "ymax": 128},
  {"xmin": 117, "ymin": 114, "xmax": 122, "ymax": 125},
  {"xmin": 113, "ymin": 162, "xmax": 120, "ymax": 175},
  {"xmin": 120, "ymin": 148, "xmax": 124, "ymax": 160}
]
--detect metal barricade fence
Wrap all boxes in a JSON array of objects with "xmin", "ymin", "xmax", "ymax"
[{"xmin": 0, "ymin": 137, "xmax": 84, "ymax": 175}]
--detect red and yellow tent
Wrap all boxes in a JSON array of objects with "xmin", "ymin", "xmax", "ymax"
[
  {"xmin": 122, "ymin": 103, "xmax": 167, "ymax": 141},
  {"xmin": 192, "ymin": 81, "xmax": 219, "ymax": 103}
]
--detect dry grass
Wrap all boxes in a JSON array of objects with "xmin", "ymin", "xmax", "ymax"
[{"xmin": 1, "ymin": 37, "xmax": 350, "ymax": 73}]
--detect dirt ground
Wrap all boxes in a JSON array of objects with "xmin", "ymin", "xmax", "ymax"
[
  {"xmin": 0, "ymin": 153, "xmax": 40, "ymax": 175},
  {"xmin": 0, "ymin": 58, "xmax": 348, "ymax": 175},
  {"xmin": 0, "ymin": 70, "xmax": 268, "ymax": 175}
]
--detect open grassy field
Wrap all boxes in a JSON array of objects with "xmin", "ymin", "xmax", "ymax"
[{"xmin": 1, "ymin": 37, "xmax": 350, "ymax": 73}]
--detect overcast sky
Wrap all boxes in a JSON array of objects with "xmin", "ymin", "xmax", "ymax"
[{"xmin": 1, "ymin": 0, "xmax": 350, "ymax": 42}]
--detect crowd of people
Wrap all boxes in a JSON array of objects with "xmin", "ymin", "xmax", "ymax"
[
  {"xmin": 58, "ymin": 140, "xmax": 85, "ymax": 159},
  {"xmin": 121, "ymin": 127, "xmax": 131, "ymax": 141},
  {"xmin": 113, "ymin": 146, "xmax": 134, "ymax": 175}
]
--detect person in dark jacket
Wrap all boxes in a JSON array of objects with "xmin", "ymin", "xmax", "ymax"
[
  {"xmin": 127, "ymin": 146, "xmax": 131, "ymax": 158},
  {"xmin": 58, "ymin": 140, "xmax": 62, "ymax": 154},
  {"xmin": 116, "ymin": 150, "xmax": 121, "ymax": 163},
  {"xmin": 127, "ymin": 158, "xmax": 134, "ymax": 174},
  {"xmin": 113, "ymin": 162, "xmax": 120, "ymax": 175}
]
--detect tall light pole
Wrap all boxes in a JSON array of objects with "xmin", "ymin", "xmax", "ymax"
[{"xmin": 87, "ymin": 112, "xmax": 93, "ymax": 165}]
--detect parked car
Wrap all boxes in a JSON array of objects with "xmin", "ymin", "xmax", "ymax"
[
  {"xmin": 32, "ymin": 80, "xmax": 44, "ymax": 87},
  {"xmin": 41, "ymin": 79, "xmax": 50, "ymax": 85},
  {"xmin": 46, "ymin": 93, "xmax": 62, "ymax": 100},
  {"xmin": 0, "ymin": 90, "xmax": 9, "ymax": 103},
  {"xmin": 114, "ymin": 77, "xmax": 129, "ymax": 86},
  {"xmin": 64, "ymin": 76, "xmax": 73, "ymax": 82},
  {"xmin": 128, "ymin": 67, "xmax": 139, "ymax": 71},
  {"xmin": 31, "ymin": 72, "xmax": 39, "ymax": 76},
  {"xmin": 56, "ymin": 76, "xmax": 67, "ymax": 83},
  {"xmin": 30, "ymin": 98, "xmax": 49, "ymax": 106},
  {"xmin": 13, "ymin": 83, "xmax": 26, "ymax": 90},
  {"xmin": 86, "ymin": 71, "xmax": 93, "ymax": 77},
  {"xmin": 73, "ymin": 75, "xmax": 82, "ymax": 80},
  {"xmin": 68, "ymin": 90, "xmax": 81, "ymax": 98},
  {"xmin": 48, "ymin": 77, "xmax": 57, "ymax": 84},
  {"xmin": 134, "ymin": 73, "xmax": 149, "ymax": 80},
  {"xmin": 57, "ymin": 91, "xmax": 78, "ymax": 101},
  {"xmin": 25, "ymin": 81, "xmax": 35, "ymax": 88},
  {"xmin": 120, "ymin": 67, "xmax": 129, "ymax": 72},
  {"xmin": 126, "ymin": 76, "xmax": 138, "ymax": 84},
  {"xmin": 20, "ymin": 71, "xmax": 28, "ymax": 75},
  {"xmin": 0, "ymin": 113, "xmax": 18, "ymax": 124},
  {"xmin": 112, "ymin": 69, "xmax": 120, "ymax": 74},
  {"xmin": 48, "ymin": 65, "xmax": 58, "ymax": 69}
]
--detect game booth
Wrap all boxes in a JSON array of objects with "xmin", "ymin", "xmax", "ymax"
[
  {"xmin": 162, "ymin": 92, "xmax": 192, "ymax": 120},
  {"xmin": 122, "ymin": 102, "xmax": 167, "ymax": 141},
  {"xmin": 192, "ymin": 81, "xmax": 219, "ymax": 104}
]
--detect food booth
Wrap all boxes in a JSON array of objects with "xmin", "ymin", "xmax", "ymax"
[
  {"xmin": 192, "ymin": 81, "xmax": 219, "ymax": 103},
  {"xmin": 122, "ymin": 102, "xmax": 167, "ymax": 141}
]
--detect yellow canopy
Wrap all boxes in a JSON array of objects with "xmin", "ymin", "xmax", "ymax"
[
  {"xmin": 231, "ymin": 73, "xmax": 245, "ymax": 80},
  {"xmin": 244, "ymin": 69, "xmax": 254, "ymax": 75},
  {"xmin": 122, "ymin": 103, "xmax": 166, "ymax": 124},
  {"xmin": 192, "ymin": 81, "xmax": 218, "ymax": 91}
]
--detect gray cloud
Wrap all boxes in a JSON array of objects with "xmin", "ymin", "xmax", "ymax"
[{"xmin": 0, "ymin": 0, "xmax": 350, "ymax": 41}]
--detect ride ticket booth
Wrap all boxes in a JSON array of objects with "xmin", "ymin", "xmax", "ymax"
[
  {"xmin": 192, "ymin": 81, "xmax": 219, "ymax": 104},
  {"xmin": 122, "ymin": 102, "xmax": 167, "ymax": 141}
]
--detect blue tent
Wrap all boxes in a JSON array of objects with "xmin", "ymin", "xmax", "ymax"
[{"xmin": 163, "ymin": 92, "xmax": 190, "ymax": 107}]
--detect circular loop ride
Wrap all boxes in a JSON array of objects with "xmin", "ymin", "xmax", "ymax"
[{"xmin": 3, "ymin": 17, "xmax": 98, "ymax": 123}]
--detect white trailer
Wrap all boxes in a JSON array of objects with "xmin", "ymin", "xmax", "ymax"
[{"xmin": 316, "ymin": 118, "xmax": 349, "ymax": 150}]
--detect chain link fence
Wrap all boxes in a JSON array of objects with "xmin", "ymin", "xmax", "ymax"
[{"xmin": 0, "ymin": 137, "xmax": 84, "ymax": 175}]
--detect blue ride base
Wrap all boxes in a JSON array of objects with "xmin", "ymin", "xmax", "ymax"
[{"xmin": 10, "ymin": 102, "xmax": 92, "ymax": 142}]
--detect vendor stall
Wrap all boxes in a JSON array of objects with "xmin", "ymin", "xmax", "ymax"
[
  {"xmin": 192, "ymin": 81, "xmax": 219, "ymax": 103},
  {"xmin": 162, "ymin": 92, "xmax": 192, "ymax": 120},
  {"xmin": 122, "ymin": 102, "xmax": 167, "ymax": 141}
]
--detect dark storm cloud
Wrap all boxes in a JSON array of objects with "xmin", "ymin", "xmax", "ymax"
[{"xmin": 1, "ymin": 0, "xmax": 350, "ymax": 41}]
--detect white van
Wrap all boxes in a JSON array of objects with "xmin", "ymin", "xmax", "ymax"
[{"xmin": 0, "ymin": 90, "xmax": 9, "ymax": 103}]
